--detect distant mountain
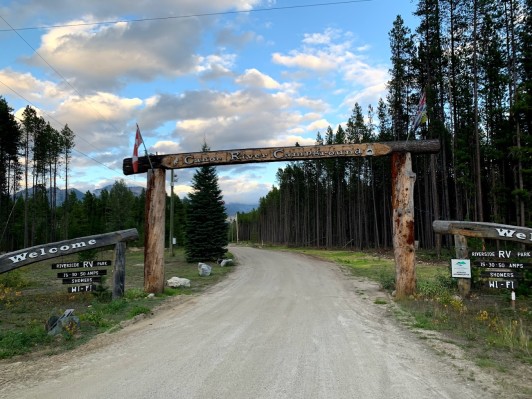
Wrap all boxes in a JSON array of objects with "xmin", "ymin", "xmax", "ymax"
[
  {"xmin": 93, "ymin": 185, "xmax": 144, "ymax": 197},
  {"xmin": 14, "ymin": 187, "xmax": 84, "ymax": 205},
  {"xmin": 15, "ymin": 185, "xmax": 257, "ymax": 214},
  {"xmin": 225, "ymin": 203, "xmax": 257, "ymax": 216}
]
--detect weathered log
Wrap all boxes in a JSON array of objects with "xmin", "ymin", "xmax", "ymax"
[
  {"xmin": 392, "ymin": 152, "xmax": 417, "ymax": 298},
  {"xmin": 144, "ymin": 169, "xmax": 166, "ymax": 293},
  {"xmin": 433, "ymin": 220, "xmax": 532, "ymax": 244},
  {"xmin": 0, "ymin": 229, "xmax": 138, "ymax": 274},
  {"xmin": 123, "ymin": 139, "xmax": 440, "ymax": 175}
]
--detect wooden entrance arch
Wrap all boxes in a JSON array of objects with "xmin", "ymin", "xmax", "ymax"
[{"xmin": 123, "ymin": 139, "xmax": 440, "ymax": 298}]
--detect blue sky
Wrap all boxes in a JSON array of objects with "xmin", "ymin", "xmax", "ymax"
[{"xmin": 0, "ymin": 0, "xmax": 418, "ymax": 207}]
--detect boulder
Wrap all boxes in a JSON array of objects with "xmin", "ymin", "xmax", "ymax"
[
  {"xmin": 167, "ymin": 277, "xmax": 191, "ymax": 288},
  {"xmin": 220, "ymin": 259, "xmax": 233, "ymax": 267},
  {"xmin": 198, "ymin": 262, "xmax": 212, "ymax": 277},
  {"xmin": 46, "ymin": 309, "xmax": 80, "ymax": 336}
]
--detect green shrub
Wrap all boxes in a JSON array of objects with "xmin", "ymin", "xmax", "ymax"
[
  {"xmin": 377, "ymin": 270, "xmax": 395, "ymax": 291},
  {"xmin": 80, "ymin": 308, "xmax": 109, "ymax": 328},
  {"xmin": 0, "ymin": 270, "xmax": 27, "ymax": 289},
  {"xmin": 128, "ymin": 306, "xmax": 150, "ymax": 318},
  {"xmin": 124, "ymin": 288, "xmax": 146, "ymax": 300},
  {"xmin": 0, "ymin": 324, "xmax": 52, "ymax": 359}
]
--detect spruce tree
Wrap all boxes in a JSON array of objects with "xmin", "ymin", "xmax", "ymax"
[{"xmin": 184, "ymin": 147, "xmax": 228, "ymax": 262}]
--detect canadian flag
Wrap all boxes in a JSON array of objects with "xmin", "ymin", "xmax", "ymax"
[{"xmin": 132, "ymin": 124, "xmax": 143, "ymax": 173}]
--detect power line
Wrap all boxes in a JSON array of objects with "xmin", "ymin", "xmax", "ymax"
[
  {"xmin": 0, "ymin": 14, "xmax": 141, "ymax": 184},
  {"xmin": 0, "ymin": 78, "xmax": 138, "ymax": 184},
  {"xmin": 0, "ymin": 78, "xmax": 108, "ymax": 156},
  {"xmin": 0, "ymin": 15, "xmax": 124, "ymax": 136},
  {"xmin": 0, "ymin": 1, "xmax": 372, "ymax": 32}
]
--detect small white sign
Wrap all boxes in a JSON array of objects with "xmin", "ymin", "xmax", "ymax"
[{"xmin": 451, "ymin": 259, "xmax": 471, "ymax": 278}]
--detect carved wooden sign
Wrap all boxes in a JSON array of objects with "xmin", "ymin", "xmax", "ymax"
[
  {"xmin": 123, "ymin": 139, "xmax": 440, "ymax": 175},
  {"xmin": 433, "ymin": 221, "xmax": 531, "ymax": 295},
  {"xmin": 0, "ymin": 229, "xmax": 138, "ymax": 274},
  {"xmin": 433, "ymin": 221, "xmax": 532, "ymax": 245}
]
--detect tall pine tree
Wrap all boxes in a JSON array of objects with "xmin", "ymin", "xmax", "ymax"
[{"xmin": 184, "ymin": 144, "xmax": 228, "ymax": 262}]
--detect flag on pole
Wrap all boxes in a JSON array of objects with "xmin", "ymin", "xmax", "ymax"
[
  {"xmin": 411, "ymin": 91, "xmax": 428, "ymax": 134},
  {"xmin": 132, "ymin": 124, "xmax": 143, "ymax": 173}
]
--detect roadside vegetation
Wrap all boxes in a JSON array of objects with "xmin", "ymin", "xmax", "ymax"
[
  {"xmin": 0, "ymin": 248, "xmax": 234, "ymax": 360},
  {"xmin": 2, "ymin": 243, "xmax": 531, "ymax": 395},
  {"xmin": 284, "ymin": 246, "xmax": 531, "ymax": 376}
]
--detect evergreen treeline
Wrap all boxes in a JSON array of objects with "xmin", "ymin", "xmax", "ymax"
[
  {"xmin": 237, "ymin": 0, "xmax": 531, "ymax": 249},
  {"xmin": 0, "ymin": 97, "xmax": 187, "ymax": 252},
  {"xmin": 184, "ymin": 147, "xmax": 229, "ymax": 262}
]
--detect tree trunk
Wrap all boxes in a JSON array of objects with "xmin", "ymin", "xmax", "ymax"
[
  {"xmin": 392, "ymin": 152, "xmax": 417, "ymax": 298},
  {"xmin": 144, "ymin": 169, "xmax": 166, "ymax": 294}
]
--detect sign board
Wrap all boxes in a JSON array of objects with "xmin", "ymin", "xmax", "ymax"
[
  {"xmin": 480, "ymin": 270, "xmax": 523, "ymax": 279},
  {"xmin": 62, "ymin": 277, "xmax": 101, "ymax": 285},
  {"xmin": 451, "ymin": 259, "xmax": 471, "ymax": 278},
  {"xmin": 0, "ymin": 229, "xmax": 137, "ymax": 274},
  {"xmin": 51, "ymin": 260, "xmax": 112, "ymax": 269},
  {"xmin": 433, "ymin": 221, "xmax": 532, "ymax": 245},
  {"xmin": 472, "ymin": 261, "xmax": 532, "ymax": 269},
  {"xmin": 57, "ymin": 269, "xmax": 107, "ymax": 278},
  {"xmin": 67, "ymin": 285, "xmax": 97, "ymax": 293},
  {"xmin": 123, "ymin": 139, "xmax": 441, "ymax": 175},
  {"xmin": 471, "ymin": 255, "xmax": 529, "ymax": 292},
  {"xmin": 53, "ymin": 261, "xmax": 111, "ymax": 292},
  {"xmin": 485, "ymin": 280, "xmax": 518, "ymax": 290}
]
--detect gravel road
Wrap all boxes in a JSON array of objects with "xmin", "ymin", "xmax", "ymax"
[{"xmin": 1, "ymin": 246, "xmax": 497, "ymax": 399}]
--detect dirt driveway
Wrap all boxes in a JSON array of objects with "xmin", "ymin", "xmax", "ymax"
[{"xmin": 0, "ymin": 246, "xmax": 509, "ymax": 398}]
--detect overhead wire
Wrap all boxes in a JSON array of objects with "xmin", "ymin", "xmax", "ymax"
[
  {"xmin": 0, "ymin": 1, "xmax": 373, "ymax": 32},
  {"xmin": 0, "ymin": 78, "xmax": 140, "ymax": 184},
  {"xmin": 0, "ymin": 15, "xmax": 124, "ymax": 136},
  {"xmin": 0, "ymin": 14, "xmax": 142, "ymax": 184},
  {"xmin": 0, "ymin": 0, "xmax": 373, "ymax": 185}
]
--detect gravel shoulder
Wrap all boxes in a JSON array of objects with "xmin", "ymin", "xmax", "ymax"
[{"xmin": 0, "ymin": 246, "xmax": 518, "ymax": 398}]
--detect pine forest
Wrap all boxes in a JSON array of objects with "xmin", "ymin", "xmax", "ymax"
[
  {"xmin": 237, "ymin": 0, "xmax": 531, "ymax": 250},
  {"xmin": 1, "ymin": 0, "xmax": 531, "ymax": 253}
]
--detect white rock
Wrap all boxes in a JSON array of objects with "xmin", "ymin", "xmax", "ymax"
[
  {"xmin": 220, "ymin": 259, "xmax": 233, "ymax": 267},
  {"xmin": 167, "ymin": 277, "xmax": 191, "ymax": 288},
  {"xmin": 198, "ymin": 262, "xmax": 212, "ymax": 276}
]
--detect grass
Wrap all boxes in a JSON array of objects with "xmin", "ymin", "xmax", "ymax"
[
  {"xmin": 2, "ymin": 243, "xmax": 531, "ymax": 392},
  {"xmin": 284, "ymin": 246, "xmax": 532, "ymax": 375},
  {"xmin": 0, "ymin": 247, "xmax": 235, "ymax": 359}
]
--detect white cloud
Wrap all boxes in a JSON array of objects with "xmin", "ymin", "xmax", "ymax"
[
  {"xmin": 307, "ymin": 119, "xmax": 330, "ymax": 132},
  {"xmin": 272, "ymin": 52, "xmax": 336, "ymax": 72},
  {"xmin": 236, "ymin": 68, "xmax": 281, "ymax": 89},
  {"xmin": 302, "ymin": 28, "xmax": 339, "ymax": 45},
  {"xmin": 0, "ymin": 68, "xmax": 65, "ymax": 105},
  {"xmin": 218, "ymin": 174, "xmax": 270, "ymax": 204}
]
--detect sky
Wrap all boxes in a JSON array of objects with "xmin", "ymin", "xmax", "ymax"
[{"xmin": 0, "ymin": 0, "xmax": 419, "ymax": 208}]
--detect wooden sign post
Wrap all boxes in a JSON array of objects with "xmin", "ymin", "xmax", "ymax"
[
  {"xmin": 0, "ymin": 229, "xmax": 138, "ymax": 299},
  {"xmin": 433, "ymin": 221, "xmax": 532, "ymax": 297},
  {"xmin": 391, "ymin": 152, "xmax": 416, "ymax": 298},
  {"xmin": 144, "ymin": 169, "xmax": 166, "ymax": 294},
  {"xmin": 125, "ymin": 140, "xmax": 440, "ymax": 298}
]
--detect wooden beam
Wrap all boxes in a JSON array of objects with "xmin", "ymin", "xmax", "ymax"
[
  {"xmin": 144, "ymin": 169, "xmax": 166, "ymax": 294},
  {"xmin": 392, "ymin": 152, "xmax": 417, "ymax": 298},
  {"xmin": 433, "ymin": 220, "xmax": 532, "ymax": 245},
  {"xmin": 123, "ymin": 139, "xmax": 441, "ymax": 175},
  {"xmin": 0, "ymin": 229, "xmax": 138, "ymax": 274}
]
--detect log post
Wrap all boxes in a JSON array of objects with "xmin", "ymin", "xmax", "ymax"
[
  {"xmin": 454, "ymin": 234, "xmax": 470, "ymax": 297},
  {"xmin": 392, "ymin": 152, "xmax": 417, "ymax": 298},
  {"xmin": 144, "ymin": 168, "xmax": 166, "ymax": 293},
  {"xmin": 113, "ymin": 241, "xmax": 126, "ymax": 299}
]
